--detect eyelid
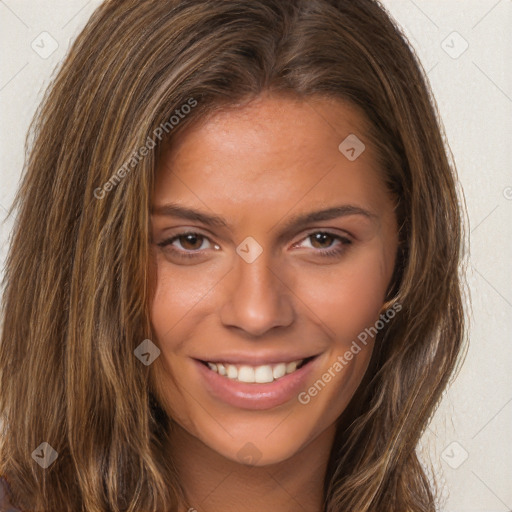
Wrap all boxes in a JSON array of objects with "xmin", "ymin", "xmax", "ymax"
[
  {"xmin": 294, "ymin": 228, "xmax": 353, "ymax": 244},
  {"xmin": 157, "ymin": 231, "xmax": 216, "ymax": 251},
  {"xmin": 157, "ymin": 228, "xmax": 352, "ymax": 261},
  {"xmin": 158, "ymin": 227, "xmax": 352, "ymax": 246}
]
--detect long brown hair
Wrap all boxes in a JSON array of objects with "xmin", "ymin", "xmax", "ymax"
[{"xmin": 0, "ymin": 0, "xmax": 467, "ymax": 510}]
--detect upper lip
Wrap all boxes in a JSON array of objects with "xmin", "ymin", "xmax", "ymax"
[{"xmin": 194, "ymin": 353, "xmax": 320, "ymax": 366}]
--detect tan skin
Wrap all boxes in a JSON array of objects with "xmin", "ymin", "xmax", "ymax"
[{"xmin": 149, "ymin": 93, "xmax": 399, "ymax": 512}]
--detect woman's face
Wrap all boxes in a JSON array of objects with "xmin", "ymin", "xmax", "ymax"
[{"xmin": 149, "ymin": 93, "xmax": 398, "ymax": 466}]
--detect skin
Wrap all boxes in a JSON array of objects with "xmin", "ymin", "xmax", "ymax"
[{"xmin": 149, "ymin": 92, "xmax": 399, "ymax": 512}]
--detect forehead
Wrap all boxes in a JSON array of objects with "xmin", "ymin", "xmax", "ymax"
[{"xmin": 153, "ymin": 94, "xmax": 388, "ymax": 214}]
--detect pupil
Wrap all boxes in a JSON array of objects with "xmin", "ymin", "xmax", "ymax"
[
  {"xmin": 312, "ymin": 233, "xmax": 332, "ymax": 249},
  {"xmin": 182, "ymin": 234, "xmax": 201, "ymax": 250}
]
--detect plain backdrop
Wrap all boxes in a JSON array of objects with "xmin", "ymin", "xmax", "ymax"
[{"xmin": 1, "ymin": 1, "xmax": 511, "ymax": 510}]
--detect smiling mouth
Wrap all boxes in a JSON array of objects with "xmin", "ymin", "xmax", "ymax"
[{"xmin": 197, "ymin": 356, "xmax": 316, "ymax": 384}]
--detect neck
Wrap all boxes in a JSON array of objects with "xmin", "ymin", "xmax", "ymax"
[{"xmin": 170, "ymin": 422, "xmax": 336, "ymax": 512}]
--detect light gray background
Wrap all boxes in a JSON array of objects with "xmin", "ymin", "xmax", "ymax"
[{"xmin": 1, "ymin": 1, "xmax": 511, "ymax": 510}]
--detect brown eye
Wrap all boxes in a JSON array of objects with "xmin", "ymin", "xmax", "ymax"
[
  {"xmin": 294, "ymin": 231, "xmax": 352, "ymax": 259},
  {"xmin": 176, "ymin": 233, "xmax": 205, "ymax": 251},
  {"xmin": 309, "ymin": 232, "xmax": 336, "ymax": 249},
  {"xmin": 157, "ymin": 232, "xmax": 214, "ymax": 256}
]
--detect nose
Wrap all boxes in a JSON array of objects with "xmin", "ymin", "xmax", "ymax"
[{"xmin": 219, "ymin": 252, "xmax": 295, "ymax": 337}]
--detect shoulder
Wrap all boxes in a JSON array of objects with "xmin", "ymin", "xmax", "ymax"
[{"xmin": 0, "ymin": 476, "xmax": 21, "ymax": 512}]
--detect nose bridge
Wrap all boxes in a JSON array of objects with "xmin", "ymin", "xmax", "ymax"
[{"xmin": 219, "ymin": 247, "xmax": 294, "ymax": 335}]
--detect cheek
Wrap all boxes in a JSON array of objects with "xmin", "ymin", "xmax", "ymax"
[
  {"xmin": 150, "ymin": 262, "xmax": 214, "ymax": 346},
  {"xmin": 149, "ymin": 269, "xmax": 199, "ymax": 430},
  {"xmin": 292, "ymin": 248, "xmax": 392, "ymax": 421},
  {"xmin": 294, "ymin": 245, "xmax": 393, "ymax": 344},
  {"xmin": 149, "ymin": 268, "xmax": 201, "ymax": 408}
]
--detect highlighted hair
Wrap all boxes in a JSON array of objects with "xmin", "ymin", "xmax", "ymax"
[{"xmin": 0, "ymin": 0, "xmax": 467, "ymax": 510}]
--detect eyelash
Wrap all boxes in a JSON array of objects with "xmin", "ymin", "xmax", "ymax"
[{"xmin": 157, "ymin": 230, "xmax": 352, "ymax": 260}]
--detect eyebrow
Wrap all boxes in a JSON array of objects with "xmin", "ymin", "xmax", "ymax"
[{"xmin": 151, "ymin": 202, "xmax": 377, "ymax": 236}]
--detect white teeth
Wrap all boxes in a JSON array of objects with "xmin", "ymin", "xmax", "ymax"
[
  {"xmin": 286, "ymin": 361, "xmax": 297, "ymax": 374},
  {"xmin": 226, "ymin": 364, "xmax": 238, "ymax": 379},
  {"xmin": 272, "ymin": 363, "xmax": 286, "ymax": 379},
  {"xmin": 238, "ymin": 366, "xmax": 255, "ymax": 383},
  {"xmin": 205, "ymin": 359, "xmax": 305, "ymax": 383},
  {"xmin": 255, "ymin": 365, "xmax": 274, "ymax": 383}
]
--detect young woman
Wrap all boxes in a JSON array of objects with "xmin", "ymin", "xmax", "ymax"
[{"xmin": 0, "ymin": 0, "xmax": 466, "ymax": 510}]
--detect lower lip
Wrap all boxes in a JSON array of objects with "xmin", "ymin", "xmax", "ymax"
[{"xmin": 193, "ymin": 357, "xmax": 319, "ymax": 410}]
